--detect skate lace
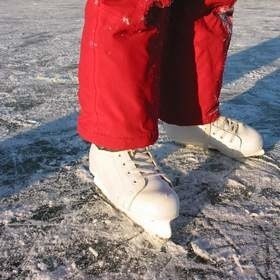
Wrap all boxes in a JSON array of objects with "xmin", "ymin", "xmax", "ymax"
[
  {"xmin": 216, "ymin": 116, "xmax": 239, "ymax": 134},
  {"xmin": 129, "ymin": 148, "xmax": 163, "ymax": 178}
]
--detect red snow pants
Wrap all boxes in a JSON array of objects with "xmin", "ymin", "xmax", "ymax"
[{"xmin": 77, "ymin": 0, "xmax": 236, "ymax": 150}]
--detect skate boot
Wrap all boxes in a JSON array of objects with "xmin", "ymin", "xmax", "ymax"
[
  {"xmin": 89, "ymin": 144, "xmax": 179, "ymax": 239},
  {"xmin": 163, "ymin": 116, "xmax": 264, "ymax": 159}
]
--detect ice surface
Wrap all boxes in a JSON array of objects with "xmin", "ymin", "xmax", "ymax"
[{"xmin": 0, "ymin": 0, "xmax": 279, "ymax": 279}]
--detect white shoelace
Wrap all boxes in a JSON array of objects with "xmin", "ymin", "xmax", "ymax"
[
  {"xmin": 128, "ymin": 148, "xmax": 162, "ymax": 178},
  {"xmin": 214, "ymin": 116, "xmax": 240, "ymax": 134}
]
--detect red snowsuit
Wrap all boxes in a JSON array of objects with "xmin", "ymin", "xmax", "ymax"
[{"xmin": 77, "ymin": 0, "xmax": 236, "ymax": 150}]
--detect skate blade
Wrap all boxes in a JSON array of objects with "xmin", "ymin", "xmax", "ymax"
[
  {"xmin": 229, "ymin": 148, "xmax": 265, "ymax": 160},
  {"xmin": 93, "ymin": 176, "xmax": 173, "ymax": 239},
  {"xmin": 128, "ymin": 213, "xmax": 172, "ymax": 239},
  {"xmin": 180, "ymin": 141, "xmax": 265, "ymax": 160},
  {"xmin": 248, "ymin": 149, "xmax": 265, "ymax": 157}
]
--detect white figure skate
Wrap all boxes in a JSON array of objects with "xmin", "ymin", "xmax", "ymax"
[
  {"xmin": 164, "ymin": 116, "xmax": 264, "ymax": 159},
  {"xmin": 89, "ymin": 144, "xmax": 179, "ymax": 239}
]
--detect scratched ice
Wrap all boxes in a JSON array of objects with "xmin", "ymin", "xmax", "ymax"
[{"xmin": 0, "ymin": 0, "xmax": 279, "ymax": 279}]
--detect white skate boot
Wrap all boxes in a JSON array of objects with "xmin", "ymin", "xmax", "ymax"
[
  {"xmin": 89, "ymin": 144, "xmax": 179, "ymax": 239},
  {"xmin": 163, "ymin": 116, "xmax": 264, "ymax": 159}
]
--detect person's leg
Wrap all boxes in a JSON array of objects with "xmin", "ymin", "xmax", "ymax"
[
  {"xmin": 160, "ymin": 0, "xmax": 264, "ymax": 158},
  {"xmin": 77, "ymin": 0, "xmax": 179, "ymax": 238},
  {"xmin": 160, "ymin": 0, "xmax": 236, "ymax": 125},
  {"xmin": 78, "ymin": 0, "xmax": 169, "ymax": 151}
]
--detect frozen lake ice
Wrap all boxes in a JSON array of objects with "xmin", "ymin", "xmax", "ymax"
[{"xmin": 0, "ymin": 0, "xmax": 279, "ymax": 279}]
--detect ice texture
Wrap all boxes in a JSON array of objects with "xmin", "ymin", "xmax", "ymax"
[{"xmin": 0, "ymin": 0, "xmax": 279, "ymax": 279}]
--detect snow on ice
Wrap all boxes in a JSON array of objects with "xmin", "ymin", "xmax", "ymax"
[{"xmin": 0, "ymin": 0, "xmax": 279, "ymax": 279}]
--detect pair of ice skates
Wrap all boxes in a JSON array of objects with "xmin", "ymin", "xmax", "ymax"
[{"xmin": 89, "ymin": 116, "xmax": 264, "ymax": 239}]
